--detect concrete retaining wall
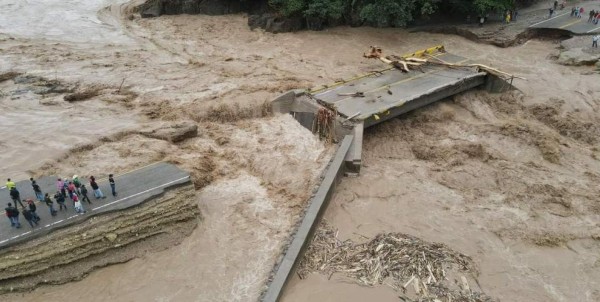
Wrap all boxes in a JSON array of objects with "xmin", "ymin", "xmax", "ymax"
[{"xmin": 261, "ymin": 135, "xmax": 354, "ymax": 302}]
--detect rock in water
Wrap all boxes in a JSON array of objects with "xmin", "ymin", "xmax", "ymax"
[{"xmin": 557, "ymin": 48, "xmax": 600, "ymax": 66}]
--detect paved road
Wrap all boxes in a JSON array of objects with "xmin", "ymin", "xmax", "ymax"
[
  {"xmin": 0, "ymin": 162, "xmax": 190, "ymax": 249},
  {"xmin": 530, "ymin": 8, "xmax": 600, "ymax": 34}
]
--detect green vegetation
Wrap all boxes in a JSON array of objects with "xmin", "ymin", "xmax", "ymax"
[{"xmin": 268, "ymin": 0, "xmax": 522, "ymax": 28}]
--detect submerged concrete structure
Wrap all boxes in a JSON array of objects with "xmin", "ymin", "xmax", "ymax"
[{"xmin": 263, "ymin": 46, "xmax": 512, "ymax": 302}]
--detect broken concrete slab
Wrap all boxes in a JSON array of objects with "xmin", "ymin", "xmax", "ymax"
[{"xmin": 557, "ymin": 48, "xmax": 600, "ymax": 66}]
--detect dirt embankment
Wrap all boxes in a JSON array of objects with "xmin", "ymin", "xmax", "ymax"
[{"xmin": 0, "ymin": 184, "xmax": 199, "ymax": 294}]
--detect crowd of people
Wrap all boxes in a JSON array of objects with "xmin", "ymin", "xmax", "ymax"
[
  {"xmin": 4, "ymin": 174, "xmax": 118, "ymax": 229},
  {"xmin": 570, "ymin": 5, "xmax": 600, "ymax": 25}
]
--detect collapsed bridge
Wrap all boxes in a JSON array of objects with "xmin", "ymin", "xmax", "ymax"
[
  {"xmin": 272, "ymin": 45, "xmax": 516, "ymax": 172},
  {"xmin": 263, "ymin": 46, "xmax": 517, "ymax": 301}
]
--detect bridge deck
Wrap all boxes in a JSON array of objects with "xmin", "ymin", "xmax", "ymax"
[{"xmin": 313, "ymin": 52, "xmax": 486, "ymax": 128}]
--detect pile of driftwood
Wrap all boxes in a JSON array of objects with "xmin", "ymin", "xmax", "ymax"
[
  {"xmin": 363, "ymin": 46, "xmax": 524, "ymax": 81},
  {"xmin": 298, "ymin": 223, "xmax": 496, "ymax": 302}
]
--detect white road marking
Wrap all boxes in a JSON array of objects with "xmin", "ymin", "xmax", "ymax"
[
  {"xmin": 1, "ymin": 175, "xmax": 189, "ymax": 245},
  {"xmin": 587, "ymin": 26, "xmax": 600, "ymax": 33},
  {"xmin": 0, "ymin": 231, "xmax": 32, "ymax": 245},
  {"xmin": 529, "ymin": 12, "xmax": 570, "ymax": 27},
  {"xmin": 93, "ymin": 176, "xmax": 189, "ymax": 211},
  {"xmin": 44, "ymin": 219, "xmax": 65, "ymax": 228}
]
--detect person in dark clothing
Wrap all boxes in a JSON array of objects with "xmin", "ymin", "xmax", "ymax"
[
  {"xmin": 22, "ymin": 209, "xmax": 38, "ymax": 228},
  {"xmin": 44, "ymin": 193, "xmax": 57, "ymax": 216},
  {"xmin": 54, "ymin": 191, "xmax": 67, "ymax": 211},
  {"xmin": 89, "ymin": 176, "xmax": 105, "ymax": 199},
  {"xmin": 30, "ymin": 178, "xmax": 44, "ymax": 201},
  {"xmin": 590, "ymin": 10, "xmax": 596, "ymax": 22},
  {"xmin": 108, "ymin": 174, "xmax": 117, "ymax": 197},
  {"xmin": 5, "ymin": 203, "xmax": 21, "ymax": 228},
  {"xmin": 9, "ymin": 187, "xmax": 25, "ymax": 208},
  {"xmin": 60, "ymin": 185, "xmax": 66, "ymax": 199},
  {"xmin": 27, "ymin": 199, "xmax": 41, "ymax": 222},
  {"xmin": 553, "ymin": 0, "xmax": 558, "ymax": 11},
  {"xmin": 80, "ymin": 184, "xmax": 92, "ymax": 204}
]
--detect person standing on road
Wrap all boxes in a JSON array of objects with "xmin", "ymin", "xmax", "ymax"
[
  {"xmin": 9, "ymin": 187, "xmax": 24, "ymax": 208},
  {"xmin": 57, "ymin": 178, "xmax": 67, "ymax": 198},
  {"xmin": 22, "ymin": 208, "xmax": 38, "ymax": 228},
  {"xmin": 590, "ymin": 10, "xmax": 596, "ymax": 23},
  {"xmin": 549, "ymin": 7, "xmax": 555, "ymax": 19},
  {"xmin": 6, "ymin": 178, "xmax": 16, "ymax": 190},
  {"xmin": 579, "ymin": 7, "xmax": 584, "ymax": 19},
  {"xmin": 67, "ymin": 181, "xmax": 76, "ymax": 201},
  {"xmin": 553, "ymin": 0, "xmax": 558, "ymax": 11},
  {"xmin": 5, "ymin": 203, "xmax": 21, "ymax": 228},
  {"xmin": 30, "ymin": 178, "xmax": 44, "ymax": 201},
  {"xmin": 55, "ymin": 191, "xmax": 67, "ymax": 211},
  {"xmin": 44, "ymin": 193, "xmax": 57, "ymax": 216},
  {"xmin": 80, "ymin": 184, "xmax": 92, "ymax": 204},
  {"xmin": 56, "ymin": 177, "xmax": 63, "ymax": 192},
  {"xmin": 108, "ymin": 174, "xmax": 117, "ymax": 197},
  {"xmin": 593, "ymin": 35, "xmax": 599, "ymax": 48},
  {"xmin": 73, "ymin": 194, "xmax": 85, "ymax": 214},
  {"xmin": 89, "ymin": 176, "xmax": 105, "ymax": 199},
  {"xmin": 73, "ymin": 175, "xmax": 82, "ymax": 194},
  {"xmin": 595, "ymin": 12, "xmax": 600, "ymax": 25},
  {"xmin": 26, "ymin": 199, "xmax": 41, "ymax": 223}
]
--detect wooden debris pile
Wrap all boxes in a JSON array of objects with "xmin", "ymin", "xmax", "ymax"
[
  {"xmin": 363, "ymin": 46, "xmax": 525, "ymax": 81},
  {"xmin": 312, "ymin": 107, "xmax": 336, "ymax": 143},
  {"xmin": 298, "ymin": 223, "xmax": 496, "ymax": 302}
]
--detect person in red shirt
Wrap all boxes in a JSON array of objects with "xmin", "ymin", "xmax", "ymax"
[
  {"xmin": 579, "ymin": 7, "xmax": 584, "ymax": 18},
  {"xmin": 67, "ymin": 181, "xmax": 76, "ymax": 202}
]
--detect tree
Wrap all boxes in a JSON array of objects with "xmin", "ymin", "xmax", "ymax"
[{"xmin": 267, "ymin": 0, "xmax": 520, "ymax": 28}]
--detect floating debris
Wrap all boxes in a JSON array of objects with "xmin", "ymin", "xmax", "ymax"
[{"xmin": 298, "ymin": 222, "xmax": 496, "ymax": 302}]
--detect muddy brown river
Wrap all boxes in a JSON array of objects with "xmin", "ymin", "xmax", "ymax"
[{"xmin": 1, "ymin": 1, "xmax": 600, "ymax": 301}]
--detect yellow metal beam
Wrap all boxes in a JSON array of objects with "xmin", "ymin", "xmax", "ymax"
[
  {"xmin": 308, "ymin": 45, "xmax": 446, "ymax": 94},
  {"xmin": 400, "ymin": 45, "xmax": 445, "ymax": 59}
]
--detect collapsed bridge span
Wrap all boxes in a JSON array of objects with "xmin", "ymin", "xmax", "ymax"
[
  {"xmin": 272, "ymin": 45, "xmax": 515, "ymax": 172},
  {"xmin": 263, "ymin": 46, "xmax": 517, "ymax": 302}
]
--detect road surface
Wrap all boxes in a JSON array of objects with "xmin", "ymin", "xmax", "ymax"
[
  {"xmin": 0, "ymin": 162, "xmax": 190, "ymax": 249},
  {"xmin": 313, "ymin": 52, "xmax": 486, "ymax": 127},
  {"xmin": 530, "ymin": 8, "xmax": 600, "ymax": 34}
]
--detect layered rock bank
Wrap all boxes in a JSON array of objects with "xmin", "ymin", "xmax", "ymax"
[{"xmin": 0, "ymin": 184, "xmax": 199, "ymax": 294}]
